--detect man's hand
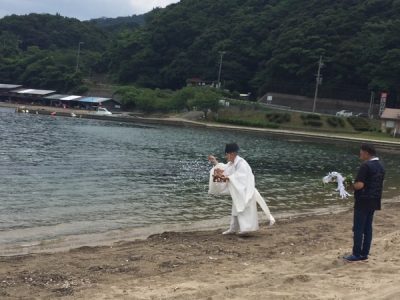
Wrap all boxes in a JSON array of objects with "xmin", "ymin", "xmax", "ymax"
[
  {"xmin": 214, "ymin": 168, "xmax": 224, "ymax": 176},
  {"xmin": 212, "ymin": 172, "xmax": 229, "ymax": 182},
  {"xmin": 216, "ymin": 175, "xmax": 229, "ymax": 182},
  {"xmin": 353, "ymin": 181, "xmax": 365, "ymax": 191},
  {"xmin": 208, "ymin": 155, "xmax": 218, "ymax": 165}
]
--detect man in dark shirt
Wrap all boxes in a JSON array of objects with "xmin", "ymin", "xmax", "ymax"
[{"xmin": 344, "ymin": 144, "xmax": 385, "ymax": 262}]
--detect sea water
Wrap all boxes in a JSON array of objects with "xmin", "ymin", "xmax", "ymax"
[{"xmin": 0, "ymin": 107, "xmax": 399, "ymax": 251}]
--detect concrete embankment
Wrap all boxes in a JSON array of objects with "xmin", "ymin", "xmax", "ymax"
[{"xmin": 6, "ymin": 102, "xmax": 400, "ymax": 151}]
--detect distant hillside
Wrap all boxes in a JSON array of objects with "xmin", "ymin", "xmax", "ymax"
[
  {"xmin": 0, "ymin": 13, "xmax": 110, "ymax": 92},
  {"xmin": 0, "ymin": 13, "xmax": 109, "ymax": 51},
  {"xmin": 104, "ymin": 0, "xmax": 400, "ymax": 106},
  {"xmin": 1, "ymin": 1, "xmax": 400, "ymax": 107},
  {"xmin": 89, "ymin": 15, "xmax": 146, "ymax": 32},
  {"xmin": 0, "ymin": 13, "xmax": 145, "ymax": 92}
]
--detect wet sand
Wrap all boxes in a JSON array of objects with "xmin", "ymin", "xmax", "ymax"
[{"xmin": 1, "ymin": 199, "xmax": 399, "ymax": 300}]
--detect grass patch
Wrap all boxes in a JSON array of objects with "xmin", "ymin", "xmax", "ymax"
[
  {"xmin": 216, "ymin": 117, "xmax": 280, "ymax": 129},
  {"xmin": 265, "ymin": 112, "xmax": 291, "ymax": 124},
  {"xmin": 213, "ymin": 106, "xmax": 389, "ymax": 138},
  {"xmin": 303, "ymin": 120, "xmax": 323, "ymax": 127}
]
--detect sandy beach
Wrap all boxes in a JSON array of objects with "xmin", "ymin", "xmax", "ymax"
[{"xmin": 0, "ymin": 198, "xmax": 399, "ymax": 299}]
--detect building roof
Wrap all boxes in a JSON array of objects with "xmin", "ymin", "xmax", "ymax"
[
  {"xmin": 45, "ymin": 94, "xmax": 70, "ymax": 100},
  {"xmin": 45, "ymin": 94, "xmax": 82, "ymax": 101},
  {"xmin": 16, "ymin": 89, "xmax": 56, "ymax": 96},
  {"xmin": 0, "ymin": 84, "xmax": 22, "ymax": 90},
  {"xmin": 78, "ymin": 97, "xmax": 112, "ymax": 103},
  {"xmin": 62, "ymin": 95, "xmax": 82, "ymax": 101},
  {"xmin": 381, "ymin": 108, "xmax": 400, "ymax": 120}
]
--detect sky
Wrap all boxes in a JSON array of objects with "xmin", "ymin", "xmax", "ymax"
[{"xmin": 0, "ymin": 0, "xmax": 180, "ymax": 20}]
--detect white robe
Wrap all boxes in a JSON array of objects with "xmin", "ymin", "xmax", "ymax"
[{"xmin": 208, "ymin": 156, "xmax": 275, "ymax": 233}]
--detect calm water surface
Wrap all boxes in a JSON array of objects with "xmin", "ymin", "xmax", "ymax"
[{"xmin": 0, "ymin": 107, "xmax": 399, "ymax": 245}]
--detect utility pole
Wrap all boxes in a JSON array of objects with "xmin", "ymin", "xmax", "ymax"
[
  {"xmin": 368, "ymin": 91, "xmax": 375, "ymax": 119},
  {"xmin": 312, "ymin": 56, "xmax": 323, "ymax": 113},
  {"xmin": 75, "ymin": 41, "xmax": 84, "ymax": 73},
  {"xmin": 217, "ymin": 51, "xmax": 226, "ymax": 89},
  {"xmin": 16, "ymin": 39, "xmax": 22, "ymax": 51}
]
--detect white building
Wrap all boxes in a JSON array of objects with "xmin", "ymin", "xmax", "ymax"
[{"xmin": 381, "ymin": 108, "xmax": 400, "ymax": 137}]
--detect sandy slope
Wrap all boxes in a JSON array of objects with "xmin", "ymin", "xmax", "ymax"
[{"xmin": 1, "ymin": 200, "xmax": 399, "ymax": 300}]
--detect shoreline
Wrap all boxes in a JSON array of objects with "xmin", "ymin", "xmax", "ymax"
[
  {"xmin": 0, "ymin": 195, "xmax": 399, "ymax": 257},
  {"xmin": 2, "ymin": 102, "xmax": 400, "ymax": 151},
  {"xmin": 0, "ymin": 199, "xmax": 399, "ymax": 299},
  {"xmin": 0, "ymin": 203, "xmax": 357, "ymax": 257}
]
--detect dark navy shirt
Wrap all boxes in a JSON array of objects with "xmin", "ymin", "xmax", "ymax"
[{"xmin": 354, "ymin": 158, "xmax": 385, "ymax": 211}]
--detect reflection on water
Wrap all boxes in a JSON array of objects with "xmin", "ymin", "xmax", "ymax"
[{"xmin": 0, "ymin": 107, "xmax": 399, "ymax": 245}]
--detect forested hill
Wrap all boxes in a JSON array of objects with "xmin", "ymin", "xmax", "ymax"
[
  {"xmin": 89, "ymin": 15, "xmax": 146, "ymax": 32},
  {"xmin": 1, "ymin": 1, "xmax": 400, "ymax": 106},
  {"xmin": 106, "ymin": 0, "xmax": 400, "ymax": 104},
  {"xmin": 0, "ymin": 14, "xmax": 112, "ymax": 93},
  {"xmin": 0, "ymin": 13, "xmax": 109, "ymax": 51}
]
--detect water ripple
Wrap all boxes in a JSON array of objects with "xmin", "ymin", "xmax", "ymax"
[{"xmin": 0, "ymin": 107, "xmax": 399, "ymax": 244}]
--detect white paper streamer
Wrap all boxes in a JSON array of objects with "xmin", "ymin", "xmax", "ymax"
[{"xmin": 322, "ymin": 172, "xmax": 351, "ymax": 199}]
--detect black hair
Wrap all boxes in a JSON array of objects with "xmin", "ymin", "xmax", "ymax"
[
  {"xmin": 225, "ymin": 143, "xmax": 239, "ymax": 154},
  {"xmin": 360, "ymin": 143, "xmax": 377, "ymax": 156}
]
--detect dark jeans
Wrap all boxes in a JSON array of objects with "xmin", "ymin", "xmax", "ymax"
[{"xmin": 352, "ymin": 208, "xmax": 375, "ymax": 257}]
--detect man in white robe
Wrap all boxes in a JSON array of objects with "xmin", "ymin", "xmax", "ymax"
[{"xmin": 208, "ymin": 143, "xmax": 275, "ymax": 235}]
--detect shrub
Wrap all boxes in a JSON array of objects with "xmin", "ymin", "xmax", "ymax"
[
  {"xmin": 326, "ymin": 116, "xmax": 345, "ymax": 128},
  {"xmin": 72, "ymin": 85, "xmax": 89, "ymax": 95},
  {"xmin": 115, "ymin": 86, "xmax": 222, "ymax": 113},
  {"xmin": 300, "ymin": 113, "xmax": 321, "ymax": 120},
  {"xmin": 265, "ymin": 112, "xmax": 291, "ymax": 123},
  {"xmin": 348, "ymin": 117, "xmax": 371, "ymax": 131},
  {"xmin": 370, "ymin": 127, "xmax": 380, "ymax": 132},
  {"xmin": 301, "ymin": 114, "xmax": 323, "ymax": 127}
]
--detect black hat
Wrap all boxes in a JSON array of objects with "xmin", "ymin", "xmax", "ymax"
[
  {"xmin": 360, "ymin": 143, "xmax": 377, "ymax": 156},
  {"xmin": 225, "ymin": 143, "xmax": 239, "ymax": 154}
]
